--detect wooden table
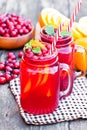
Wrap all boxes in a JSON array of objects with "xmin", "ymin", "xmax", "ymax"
[{"xmin": 0, "ymin": 0, "xmax": 87, "ymax": 130}]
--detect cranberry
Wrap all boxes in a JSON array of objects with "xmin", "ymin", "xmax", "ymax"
[
  {"xmin": 0, "ymin": 13, "xmax": 32, "ymax": 37},
  {"xmin": 1, "ymin": 23, "xmax": 6, "ymax": 28},
  {"xmin": 19, "ymin": 29, "xmax": 23, "ymax": 34},
  {"xmin": 42, "ymin": 48, "xmax": 48, "ymax": 55},
  {"xmin": 7, "ymin": 52, "xmax": 16, "ymax": 60},
  {"xmin": 32, "ymin": 55, "xmax": 38, "ymax": 60},
  {"xmin": 18, "ymin": 51, "xmax": 23, "ymax": 58},
  {"xmin": 0, "ymin": 73, "xmax": 4, "ymax": 77},
  {"xmin": 5, "ymin": 66, "xmax": 13, "ymax": 72},
  {"xmin": 0, "ymin": 62, "xmax": 5, "ymax": 70},
  {"xmin": 13, "ymin": 69, "xmax": 20, "ymax": 75},
  {"xmin": 37, "ymin": 51, "xmax": 42, "ymax": 56},
  {"xmin": 0, "ymin": 52, "xmax": 21, "ymax": 84},
  {"xmin": 25, "ymin": 48, "xmax": 31, "ymax": 54},
  {"xmin": 10, "ymin": 30, "xmax": 17, "ymax": 37},
  {"xmin": 11, "ymin": 74, "xmax": 18, "ymax": 79},
  {"xmin": 7, "ymin": 63, "xmax": 14, "ymax": 68},
  {"xmin": 0, "ymin": 77, "xmax": 6, "ymax": 84},
  {"xmin": 5, "ymin": 73, "xmax": 12, "ymax": 81},
  {"xmin": 14, "ymin": 62, "xmax": 20, "ymax": 69},
  {"xmin": 16, "ymin": 24, "xmax": 21, "ymax": 30},
  {"xmin": 0, "ymin": 27, "xmax": 5, "ymax": 35},
  {"xmin": 4, "ymin": 33, "xmax": 10, "ymax": 37},
  {"xmin": 23, "ymin": 28, "xmax": 29, "ymax": 34}
]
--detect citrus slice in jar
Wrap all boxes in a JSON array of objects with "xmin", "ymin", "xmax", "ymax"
[
  {"xmin": 74, "ymin": 38, "xmax": 87, "ymax": 71},
  {"xmin": 74, "ymin": 48, "xmax": 87, "ymax": 72}
]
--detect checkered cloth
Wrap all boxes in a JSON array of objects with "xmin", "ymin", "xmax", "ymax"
[{"xmin": 10, "ymin": 77, "xmax": 87, "ymax": 125}]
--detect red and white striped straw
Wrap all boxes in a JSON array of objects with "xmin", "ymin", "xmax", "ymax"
[
  {"xmin": 56, "ymin": 22, "xmax": 65, "ymax": 41},
  {"xmin": 51, "ymin": 35, "xmax": 56, "ymax": 54},
  {"xmin": 57, "ymin": 22, "xmax": 64, "ymax": 37},
  {"xmin": 67, "ymin": 0, "xmax": 82, "ymax": 32}
]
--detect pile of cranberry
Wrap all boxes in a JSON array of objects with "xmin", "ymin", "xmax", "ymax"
[
  {"xmin": 0, "ymin": 13, "xmax": 32, "ymax": 37},
  {"xmin": 0, "ymin": 51, "xmax": 23, "ymax": 84}
]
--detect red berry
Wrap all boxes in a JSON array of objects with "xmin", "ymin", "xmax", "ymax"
[
  {"xmin": 5, "ymin": 73, "xmax": 12, "ymax": 81},
  {"xmin": 18, "ymin": 51, "xmax": 23, "ymax": 58},
  {"xmin": 7, "ymin": 52, "xmax": 16, "ymax": 60},
  {"xmin": 11, "ymin": 74, "xmax": 18, "ymax": 79},
  {"xmin": 0, "ymin": 62, "xmax": 5, "ymax": 70},
  {"xmin": 0, "ymin": 77, "xmax": 6, "ymax": 84},
  {"xmin": 13, "ymin": 69, "xmax": 20, "ymax": 75},
  {"xmin": 14, "ymin": 62, "xmax": 20, "ymax": 69},
  {"xmin": 0, "ymin": 73, "xmax": 4, "ymax": 77},
  {"xmin": 5, "ymin": 66, "xmax": 13, "ymax": 72}
]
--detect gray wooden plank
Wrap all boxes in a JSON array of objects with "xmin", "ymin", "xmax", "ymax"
[
  {"xmin": 70, "ymin": 120, "xmax": 87, "ymax": 130},
  {"xmin": 69, "ymin": 0, "xmax": 87, "ymax": 22}
]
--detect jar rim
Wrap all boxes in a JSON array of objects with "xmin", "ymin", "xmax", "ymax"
[
  {"xmin": 24, "ymin": 50, "xmax": 58, "ymax": 62},
  {"xmin": 56, "ymin": 36, "xmax": 73, "ymax": 47}
]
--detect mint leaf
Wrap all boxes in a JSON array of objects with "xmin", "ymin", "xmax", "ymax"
[
  {"xmin": 25, "ymin": 43, "xmax": 32, "ymax": 49},
  {"xmin": 32, "ymin": 47, "xmax": 41, "ymax": 54},
  {"xmin": 60, "ymin": 31, "xmax": 71, "ymax": 37},
  {"xmin": 45, "ymin": 25, "xmax": 55, "ymax": 36}
]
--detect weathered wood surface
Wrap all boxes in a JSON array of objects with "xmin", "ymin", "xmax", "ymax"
[{"xmin": 0, "ymin": 0, "xmax": 87, "ymax": 130}]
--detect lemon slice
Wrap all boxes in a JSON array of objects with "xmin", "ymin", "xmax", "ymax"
[
  {"xmin": 75, "ymin": 38, "xmax": 87, "ymax": 50},
  {"xmin": 38, "ymin": 8, "xmax": 69, "ymax": 28},
  {"xmin": 38, "ymin": 8, "xmax": 59, "ymax": 27},
  {"xmin": 76, "ymin": 23, "xmax": 87, "ymax": 37},
  {"xmin": 79, "ymin": 16, "xmax": 87, "ymax": 24},
  {"xmin": 72, "ymin": 27, "xmax": 83, "ymax": 40},
  {"xmin": 51, "ymin": 14, "xmax": 62, "ymax": 28}
]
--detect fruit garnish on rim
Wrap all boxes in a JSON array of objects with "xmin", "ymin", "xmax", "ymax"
[
  {"xmin": 44, "ymin": 25, "xmax": 55, "ymax": 36},
  {"xmin": 23, "ymin": 39, "xmax": 52, "ymax": 60},
  {"xmin": 60, "ymin": 31, "xmax": 71, "ymax": 37}
]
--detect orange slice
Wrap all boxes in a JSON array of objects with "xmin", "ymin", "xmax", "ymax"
[
  {"xmin": 38, "ymin": 8, "xmax": 59, "ymax": 27},
  {"xmin": 74, "ymin": 38, "xmax": 87, "ymax": 71},
  {"xmin": 74, "ymin": 51, "xmax": 87, "ymax": 72},
  {"xmin": 31, "ymin": 40, "xmax": 46, "ymax": 50}
]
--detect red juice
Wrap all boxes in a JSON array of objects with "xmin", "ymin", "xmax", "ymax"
[
  {"xmin": 20, "ymin": 40, "xmax": 60, "ymax": 114},
  {"xmin": 40, "ymin": 27, "xmax": 74, "ymax": 97},
  {"xmin": 56, "ymin": 37, "xmax": 75, "ymax": 96}
]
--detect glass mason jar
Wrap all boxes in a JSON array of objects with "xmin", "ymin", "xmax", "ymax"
[
  {"xmin": 20, "ymin": 48, "xmax": 70, "ymax": 114},
  {"xmin": 40, "ymin": 26, "xmax": 87, "ymax": 98}
]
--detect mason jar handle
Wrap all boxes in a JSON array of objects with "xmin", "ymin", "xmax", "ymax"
[
  {"xmin": 59, "ymin": 63, "xmax": 71, "ymax": 99},
  {"xmin": 74, "ymin": 45, "xmax": 87, "ymax": 79}
]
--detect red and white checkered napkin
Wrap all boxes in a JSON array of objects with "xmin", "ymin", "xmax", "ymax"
[{"xmin": 10, "ymin": 77, "xmax": 87, "ymax": 125}]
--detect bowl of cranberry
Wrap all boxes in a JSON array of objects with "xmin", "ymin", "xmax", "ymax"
[{"xmin": 0, "ymin": 13, "xmax": 34, "ymax": 49}]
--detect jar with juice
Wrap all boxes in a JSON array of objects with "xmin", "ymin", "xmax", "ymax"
[
  {"xmin": 40, "ymin": 25, "xmax": 87, "ymax": 97},
  {"xmin": 20, "ymin": 39, "xmax": 71, "ymax": 114}
]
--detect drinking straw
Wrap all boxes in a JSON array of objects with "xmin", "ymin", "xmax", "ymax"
[
  {"xmin": 57, "ymin": 22, "xmax": 65, "ymax": 37},
  {"xmin": 67, "ymin": 0, "xmax": 82, "ymax": 32},
  {"xmin": 51, "ymin": 36, "xmax": 55, "ymax": 54},
  {"xmin": 51, "ymin": 23, "xmax": 64, "ymax": 54}
]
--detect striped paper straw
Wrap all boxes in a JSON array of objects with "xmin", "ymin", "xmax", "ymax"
[
  {"xmin": 51, "ymin": 36, "xmax": 56, "ymax": 54},
  {"xmin": 57, "ymin": 22, "xmax": 65, "ymax": 37},
  {"xmin": 67, "ymin": 0, "xmax": 82, "ymax": 32}
]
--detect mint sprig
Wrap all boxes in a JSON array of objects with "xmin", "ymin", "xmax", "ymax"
[
  {"xmin": 32, "ymin": 47, "xmax": 41, "ymax": 54},
  {"xmin": 45, "ymin": 25, "xmax": 55, "ymax": 36},
  {"xmin": 60, "ymin": 31, "xmax": 71, "ymax": 37}
]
